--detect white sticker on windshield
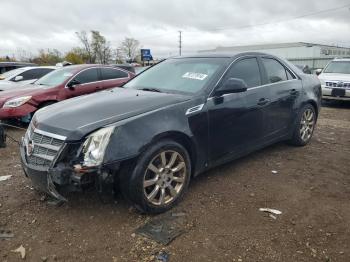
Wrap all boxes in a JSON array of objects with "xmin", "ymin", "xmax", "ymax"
[
  {"xmin": 63, "ymin": 73, "xmax": 73, "ymax": 77},
  {"xmin": 182, "ymin": 72, "xmax": 208, "ymax": 81}
]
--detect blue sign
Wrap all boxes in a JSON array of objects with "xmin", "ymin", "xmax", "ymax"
[{"xmin": 141, "ymin": 49, "xmax": 153, "ymax": 61}]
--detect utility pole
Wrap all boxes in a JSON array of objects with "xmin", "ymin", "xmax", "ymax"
[{"xmin": 178, "ymin": 31, "xmax": 182, "ymax": 56}]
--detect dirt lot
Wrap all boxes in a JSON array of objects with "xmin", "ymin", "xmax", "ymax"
[{"xmin": 0, "ymin": 102, "xmax": 349, "ymax": 262}]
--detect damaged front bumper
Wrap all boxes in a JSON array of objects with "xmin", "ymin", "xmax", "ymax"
[
  {"xmin": 20, "ymin": 142, "xmax": 112, "ymax": 202},
  {"xmin": 20, "ymin": 143, "xmax": 68, "ymax": 202},
  {"xmin": 20, "ymin": 140, "xmax": 119, "ymax": 202}
]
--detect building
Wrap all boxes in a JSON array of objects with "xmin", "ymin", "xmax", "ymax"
[{"xmin": 199, "ymin": 42, "xmax": 350, "ymax": 70}]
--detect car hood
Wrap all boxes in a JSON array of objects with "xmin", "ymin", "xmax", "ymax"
[
  {"xmin": 0, "ymin": 80, "xmax": 25, "ymax": 91},
  {"xmin": 0, "ymin": 84, "xmax": 47, "ymax": 101},
  {"xmin": 34, "ymin": 88, "xmax": 191, "ymax": 141},
  {"xmin": 319, "ymin": 73, "xmax": 350, "ymax": 82}
]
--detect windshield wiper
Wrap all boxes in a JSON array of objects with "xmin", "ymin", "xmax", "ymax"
[{"xmin": 138, "ymin": 87, "xmax": 162, "ymax": 93}]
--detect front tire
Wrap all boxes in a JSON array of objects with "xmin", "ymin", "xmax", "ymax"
[
  {"xmin": 119, "ymin": 139, "xmax": 191, "ymax": 214},
  {"xmin": 289, "ymin": 104, "xmax": 316, "ymax": 146}
]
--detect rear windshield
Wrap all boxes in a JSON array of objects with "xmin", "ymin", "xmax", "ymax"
[{"xmin": 323, "ymin": 61, "xmax": 350, "ymax": 74}]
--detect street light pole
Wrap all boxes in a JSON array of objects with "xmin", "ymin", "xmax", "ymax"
[{"xmin": 179, "ymin": 31, "xmax": 182, "ymax": 56}]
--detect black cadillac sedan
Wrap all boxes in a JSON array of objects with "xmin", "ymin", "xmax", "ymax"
[{"xmin": 20, "ymin": 52, "xmax": 321, "ymax": 213}]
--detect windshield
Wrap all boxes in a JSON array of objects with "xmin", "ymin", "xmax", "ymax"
[
  {"xmin": 124, "ymin": 58, "xmax": 229, "ymax": 94},
  {"xmin": 0, "ymin": 68, "xmax": 26, "ymax": 79},
  {"xmin": 323, "ymin": 61, "xmax": 350, "ymax": 74},
  {"xmin": 35, "ymin": 67, "xmax": 76, "ymax": 86}
]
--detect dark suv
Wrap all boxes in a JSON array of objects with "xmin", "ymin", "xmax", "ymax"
[
  {"xmin": 21, "ymin": 53, "xmax": 321, "ymax": 213},
  {"xmin": 0, "ymin": 64, "xmax": 134, "ymax": 122}
]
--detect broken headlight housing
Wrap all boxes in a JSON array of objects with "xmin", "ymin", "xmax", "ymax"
[{"xmin": 81, "ymin": 126, "xmax": 115, "ymax": 167}]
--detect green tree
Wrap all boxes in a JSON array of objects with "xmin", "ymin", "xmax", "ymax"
[
  {"xmin": 32, "ymin": 49, "xmax": 63, "ymax": 65},
  {"xmin": 64, "ymin": 48, "xmax": 86, "ymax": 64}
]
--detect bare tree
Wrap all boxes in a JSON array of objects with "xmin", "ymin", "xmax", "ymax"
[
  {"xmin": 15, "ymin": 48, "xmax": 33, "ymax": 62},
  {"xmin": 91, "ymin": 31, "xmax": 113, "ymax": 64},
  {"xmin": 120, "ymin": 38, "xmax": 140, "ymax": 62},
  {"xmin": 76, "ymin": 30, "xmax": 113, "ymax": 64},
  {"xmin": 76, "ymin": 31, "xmax": 94, "ymax": 63}
]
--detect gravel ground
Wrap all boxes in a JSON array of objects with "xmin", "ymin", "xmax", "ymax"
[{"xmin": 0, "ymin": 102, "xmax": 349, "ymax": 262}]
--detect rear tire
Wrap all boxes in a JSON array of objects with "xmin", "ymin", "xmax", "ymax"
[
  {"xmin": 119, "ymin": 139, "xmax": 191, "ymax": 214},
  {"xmin": 289, "ymin": 104, "xmax": 316, "ymax": 146}
]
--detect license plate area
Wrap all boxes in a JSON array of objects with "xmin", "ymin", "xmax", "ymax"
[{"xmin": 331, "ymin": 88, "xmax": 345, "ymax": 97}]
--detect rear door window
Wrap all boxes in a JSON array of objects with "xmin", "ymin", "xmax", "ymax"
[
  {"xmin": 225, "ymin": 57, "xmax": 261, "ymax": 88},
  {"xmin": 261, "ymin": 58, "xmax": 288, "ymax": 83},
  {"xmin": 101, "ymin": 68, "xmax": 128, "ymax": 80},
  {"xmin": 74, "ymin": 68, "xmax": 100, "ymax": 84}
]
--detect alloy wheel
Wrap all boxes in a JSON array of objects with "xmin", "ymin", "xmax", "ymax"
[
  {"xmin": 143, "ymin": 150, "xmax": 187, "ymax": 206},
  {"xmin": 299, "ymin": 108, "xmax": 315, "ymax": 142}
]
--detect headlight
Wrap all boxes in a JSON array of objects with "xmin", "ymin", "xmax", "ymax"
[
  {"xmin": 81, "ymin": 126, "xmax": 115, "ymax": 167},
  {"xmin": 319, "ymin": 79, "xmax": 326, "ymax": 86},
  {"xmin": 3, "ymin": 96, "xmax": 32, "ymax": 108}
]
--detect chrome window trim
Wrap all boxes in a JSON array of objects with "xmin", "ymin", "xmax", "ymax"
[
  {"xmin": 248, "ymin": 78, "xmax": 299, "ymax": 90},
  {"xmin": 207, "ymin": 79, "xmax": 299, "ymax": 101},
  {"xmin": 208, "ymin": 55, "xmax": 249, "ymax": 98},
  {"xmin": 64, "ymin": 66, "xmax": 130, "ymax": 89},
  {"xmin": 260, "ymin": 56, "xmax": 298, "ymax": 80},
  {"xmin": 100, "ymin": 67, "xmax": 130, "ymax": 81},
  {"xmin": 208, "ymin": 55, "xmax": 300, "ymax": 99},
  {"xmin": 64, "ymin": 67, "xmax": 100, "ymax": 89}
]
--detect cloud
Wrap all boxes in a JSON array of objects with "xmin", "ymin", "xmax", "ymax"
[{"xmin": 0, "ymin": 0, "xmax": 349, "ymax": 59}]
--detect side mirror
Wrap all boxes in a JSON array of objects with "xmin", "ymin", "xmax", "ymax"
[
  {"xmin": 315, "ymin": 69, "xmax": 322, "ymax": 76},
  {"xmin": 216, "ymin": 78, "xmax": 248, "ymax": 96},
  {"xmin": 67, "ymin": 79, "xmax": 80, "ymax": 89},
  {"xmin": 14, "ymin": 75, "xmax": 23, "ymax": 82}
]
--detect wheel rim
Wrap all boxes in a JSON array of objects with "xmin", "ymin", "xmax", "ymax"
[
  {"xmin": 299, "ymin": 108, "xmax": 315, "ymax": 142},
  {"xmin": 143, "ymin": 150, "xmax": 187, "ymax": 206}
]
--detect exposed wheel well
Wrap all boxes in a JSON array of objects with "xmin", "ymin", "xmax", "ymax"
[{"xmin": 306, "ymin": 100, "xmax": 318, "ymax": 118}]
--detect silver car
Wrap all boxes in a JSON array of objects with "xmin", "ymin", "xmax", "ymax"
[
  {"xmin": 0, "ymin": 66, "xmax": 57, "ymax": 91},
  {"xmin": 317, "ymin": 58, "xmax": 350, "ymax": 101}
]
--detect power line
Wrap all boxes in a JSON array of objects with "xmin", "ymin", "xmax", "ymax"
[
  {"xmin": 139, "ymin": 3, "xmax": 350, "ymax": 41},
  {"xmin": 201, "ymin": 3, "xmax": 350, "ymax": 32}
]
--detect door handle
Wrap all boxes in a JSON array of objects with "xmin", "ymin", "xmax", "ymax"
[
  {"xmin": 290, "ymin": 89, "xmax": 298, "ymax": 95},
  {"xmin": 257, "ymin": 98, "xmax": 270, "ymax": 106}
]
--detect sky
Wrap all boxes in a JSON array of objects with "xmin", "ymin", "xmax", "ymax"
[{"xmin": 1, "ymin": 0, "xmax": 350, "ymax": 59}]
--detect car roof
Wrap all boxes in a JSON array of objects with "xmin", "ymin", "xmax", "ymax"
[
  {"xmin": 333, "ymin": 58, "xmax": 350, "ymax": 62},
  {"xmin": 65, "ymin": 64, "xmax": 122, "ymax": 70},
  {"xmin": 18, "ymin": 66, "xmax": 58, "ymax": 70},
  {"xmin": 172, "ymin": 51, "xmax": 273, "ymax": 59},
  {"xmin": 0, "ymin": 62, "xmax": 37, "ymax": 67}
]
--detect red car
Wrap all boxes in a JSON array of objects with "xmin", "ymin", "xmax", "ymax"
[{"xmin": 0, "ymin": 64, "xmax": 134, "ymax": 122}]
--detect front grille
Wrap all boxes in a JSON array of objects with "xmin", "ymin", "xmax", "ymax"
[
  {"xmin": 24, "ymin": 126, "xmax": 66, "ymax": 168},
  {"xmin": 325, "ymin": 81, "xmax": 350, "ymax": 89}
]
